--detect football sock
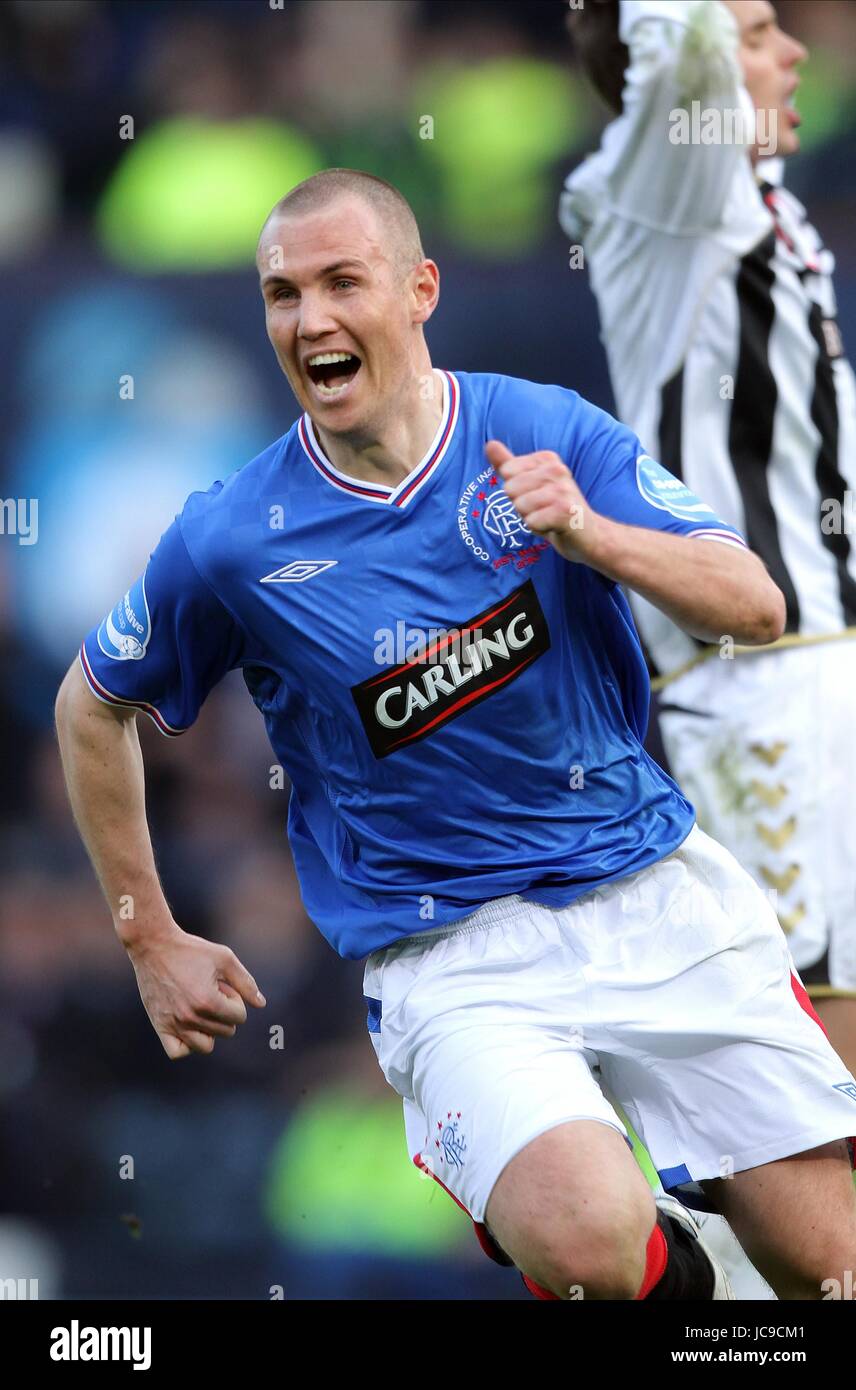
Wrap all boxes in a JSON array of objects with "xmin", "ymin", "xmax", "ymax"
[
  {"xmin": 641, "ymin": 1211, "xmax": 715, "ymax": 1300},
  {"xmin": 520, "ymin": 1212, "xmax": 712, "ymax": 1300}
]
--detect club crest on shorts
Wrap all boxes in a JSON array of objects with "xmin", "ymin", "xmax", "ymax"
[
  {"xmin": 435, "ymin": 1111, "xmax": 467, "ymax": 1168},
  {"xmin": 457, "ymin": 466, "xmax": 549, "ymax": 571},
  {"xmin": 97, "ymin": 576, "xmax": 151, "ymax": 661}
]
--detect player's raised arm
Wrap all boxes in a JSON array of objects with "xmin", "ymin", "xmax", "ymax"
[
  {"xmin": 486, "ymin": 438, "xmax": 785, "ymax": 647},
  {"xmin": 55, "ymin": 515, "xmax": 265, "ymax": 1060},
  {"xmin": 563, "ymin": 0, "xmax": 756, "ymax": 236}
]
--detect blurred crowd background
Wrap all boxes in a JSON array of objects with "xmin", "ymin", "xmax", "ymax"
[{"xmin": 0, "ymin": 0, "xmax": 854, "ymax": 1301}]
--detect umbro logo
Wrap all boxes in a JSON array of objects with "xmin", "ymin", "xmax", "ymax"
[
  {"xmin": 833, "ymin": 1081, "xmax": 856, "ymax": 1103},
  {"xmin": 260, "ymin": 560, "xmax": 338, "ymax": 584}
]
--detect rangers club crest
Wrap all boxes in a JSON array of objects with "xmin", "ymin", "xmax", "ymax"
[
  {"xmin": 457, "ymin": 467, "xmax": 549, "ymax": 570},
  {"xmin": 435, "ymin": 1112, "xmax": 467, "ymax": 1168}
]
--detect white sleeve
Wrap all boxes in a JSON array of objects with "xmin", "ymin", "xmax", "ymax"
[{"xmin": 603, "ymin": 0, "xmax": 756, "ymax": 234}]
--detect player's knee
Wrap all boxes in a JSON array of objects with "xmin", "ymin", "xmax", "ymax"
[{"xmin": 526, "ymin": 1194, "xmax": 654, "ymax": 1300}]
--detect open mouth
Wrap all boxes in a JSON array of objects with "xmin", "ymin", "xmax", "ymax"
[{"xmin": 305, "ymin": 351, "xmax": 362, "ymax": 399}]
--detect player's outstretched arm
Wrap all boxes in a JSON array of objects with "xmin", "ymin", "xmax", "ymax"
[
  {"xmin": 54, "ymin": 661, "xmax": 266, "ymax": 1060},
  {"xmin": 486, "ymin": 440, "xmax": 785, "ymax": 647}
]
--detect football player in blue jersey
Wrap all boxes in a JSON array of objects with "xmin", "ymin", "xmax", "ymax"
[{"xmin": 56, "ymin": 169, "xmax": 856, "ymax": 1301}]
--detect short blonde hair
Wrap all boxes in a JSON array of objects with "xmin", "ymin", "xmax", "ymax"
[{"xmin": 262, "ymin": 168, "xmax": 424, "ymax": 275}]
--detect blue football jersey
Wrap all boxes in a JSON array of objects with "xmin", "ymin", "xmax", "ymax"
[{"xmin": 80, "ymin": 370, "xmax": 746, "ymax": 958}]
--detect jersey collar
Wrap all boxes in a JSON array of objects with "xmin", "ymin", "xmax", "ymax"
[
  {"xmin": 298, "ymin": 369, "xmax": 459, "ymax": 507},
  {"xmin": 755, "ymin": 156, "xmax": 785, "ymax": 189}
]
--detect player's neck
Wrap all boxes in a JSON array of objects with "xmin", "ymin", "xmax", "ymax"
[{"xmin": 312, "ymin": 368, "xmax": 445, "ymax": 488}]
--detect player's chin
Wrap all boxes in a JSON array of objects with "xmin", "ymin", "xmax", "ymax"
[
  {"xmin": 309, "ymin": 398, "xmax": 368, "ymax": 437},
  {"xmin": 778, "ymin": 106, "xmax": 802, "ymax": 156}
]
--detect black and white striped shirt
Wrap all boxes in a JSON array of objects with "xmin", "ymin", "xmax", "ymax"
[{"xmin": 560, "ymin": 0, "xmax": 856, "ymax": 681}]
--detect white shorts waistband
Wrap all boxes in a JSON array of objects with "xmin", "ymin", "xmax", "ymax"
[{"xmin": 396, "ymin": 892, "xmax": 534, "ymax": 949}]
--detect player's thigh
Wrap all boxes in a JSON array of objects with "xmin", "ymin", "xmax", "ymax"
[
  {"xmin": 405, "ymin": 1016, "xmax": 625, "ymax": 1223},
  {"xmin": 600, "ymin": 830, "xmax": 855, "ymax": 1169},
  {"xmin": 485, "ymin": 1116, "xmax": 656, "ymax": 1298},
  {"xmin": 381, "ymin": 995, "xmax": 650, "ymax": 1296},
  {"xmin": 702, "ymin": 1140, "xmax": 856, "ymax": 1299},
  {"xmin": 365, "ymin": 902, "xmax": 626, "ymax": 1225}
]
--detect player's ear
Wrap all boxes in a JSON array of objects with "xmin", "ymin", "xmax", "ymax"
[{"xmin": 410, "ymin": 260, "xmax": 440, "ymax": 326}]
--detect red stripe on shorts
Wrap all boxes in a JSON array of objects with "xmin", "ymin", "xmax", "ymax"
[
  {"xmin": 790, "ymin": 970, "xmax": 830, "ymax": 1036},
  {"xmin": 412, "ymin": 1152, "xmax": 512, "ymax": 1265},
  {"xmin": 790, "ymin": 971, "xmax": 855, "ymax": 1169}
]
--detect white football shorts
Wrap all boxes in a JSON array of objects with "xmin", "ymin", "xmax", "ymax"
[
  {"xmin": 658, "ymin": 638, "xmax": 856, "ymax": 995},
  {"xmin": 362, "ymin": 825, "xmax": 856, "ymax": 1224}
]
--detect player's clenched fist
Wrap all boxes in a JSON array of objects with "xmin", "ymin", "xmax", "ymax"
[
  {"xmin": 123, "ymin": 921, "xmax": 266, "ymax": 1060},
  {"xmin": 485, "ymin": 440, "xmax": 603, "ymax": 564}
]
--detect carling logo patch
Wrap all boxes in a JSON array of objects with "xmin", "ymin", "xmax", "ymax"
[{"xmin": 350, "ymin": 578, "xmax": 550, "ymax": 759}]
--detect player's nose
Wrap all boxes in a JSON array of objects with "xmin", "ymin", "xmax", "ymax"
[
  {"xmin": 781, "ymin": 29, "xmax": 807, "ymax": 67},
  {"xmin": 296, "ymin": 293, "xmax": 339, "ymax": 341}
]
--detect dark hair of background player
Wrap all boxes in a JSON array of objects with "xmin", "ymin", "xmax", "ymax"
[{"xmin": 567, "ymin": 0, "xmax": 629, "ymax": 116}]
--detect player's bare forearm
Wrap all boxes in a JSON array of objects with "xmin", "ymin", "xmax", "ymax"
[
  {"xmin": 55, "ymin": 660, "xmax": 174, "ymax": 942},
  {"xmin": 580, "ymin": 517, "xmax": 786, "ymax": 646},
  {"xmin": 486, "ymin": 440, "xmax": 785, "ymax": 646},
  {"xmin": 55, "ymin": 660, "xmax": 266, "ymax": 1059}
]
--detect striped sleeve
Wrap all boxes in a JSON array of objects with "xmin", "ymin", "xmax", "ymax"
[{"xmin": 79, "ymin": 516, "xmax": 244, "ymax": 736}]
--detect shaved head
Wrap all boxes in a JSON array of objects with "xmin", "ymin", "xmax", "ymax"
[
  {"xmin": 261, "ymin": 168, "xmax": 424, "ymax": 277},
  {"xmin": 256, "ymin": 166, "xmax": 440, "ymax": 449}
]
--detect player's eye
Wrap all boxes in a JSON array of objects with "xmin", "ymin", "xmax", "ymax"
[
  {"xmin": 744, "ymin": 21, "xmax": 772, "ymax": 48},
  {"xmin": 333, "ymin": 278, "xmax": 356, "ymax": 290},
  {"xmin": 274, "ymin": 287, "xmax": 297, "ymax": 301}
]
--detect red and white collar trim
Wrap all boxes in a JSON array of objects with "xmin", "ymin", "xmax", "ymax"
[{"xmin": 298, "ymin": 370, "xmax": 459, "ymax": 507}]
